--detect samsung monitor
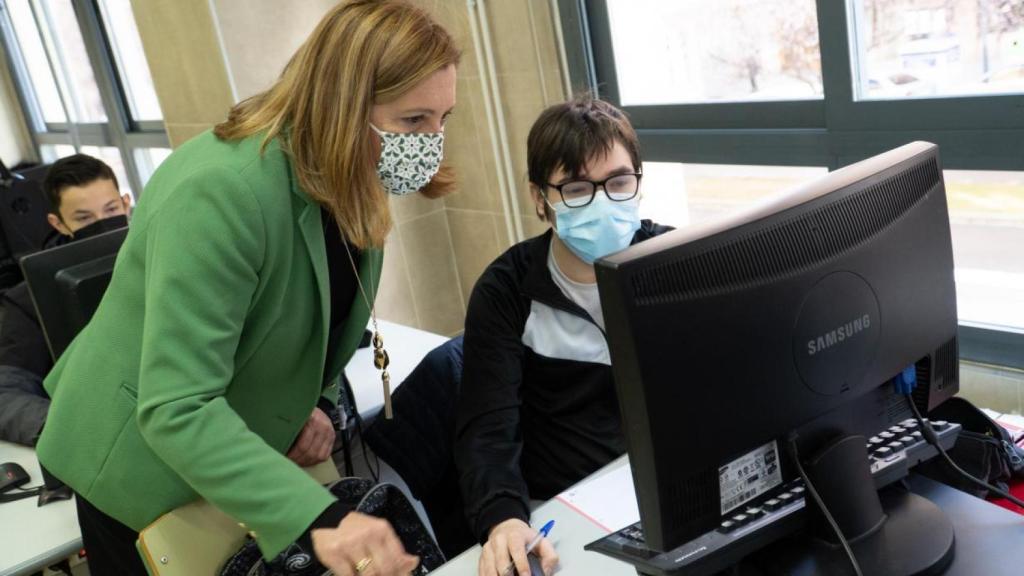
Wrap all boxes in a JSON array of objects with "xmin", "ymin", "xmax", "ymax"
[
  {"xmin": 0, "ymin": 162, "xmax": 54, "ymax": 291},
  {"xmin": 595, "ymin": 141, "xmax": 959, "ymax": 574},
  {"xmin": 20, "ymin": 226, "xmax": 128, "ymax": 360}
]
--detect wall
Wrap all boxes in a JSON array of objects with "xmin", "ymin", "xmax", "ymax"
[
  {"xmin": 210, "ymin": 0, "xmax": 339, "ymax": 101},
  {"xmin": 129, "ymin": 0, "xmax": 235, "ymax": 147},
  {"xmin": 129, "ymin": 0, "xmax": 568, "ymax": 336},
  {"xmin": 437, "ymin": 0, "xmax": 568, "ymax": 312},
  {"xmin": 0, "ymin": 42, "xmax": 34, "ymax": 167}
]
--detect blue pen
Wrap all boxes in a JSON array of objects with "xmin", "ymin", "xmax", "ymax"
[{"xmin": 502, "ymin": 520, "xmax": 555, "ymax": 576}]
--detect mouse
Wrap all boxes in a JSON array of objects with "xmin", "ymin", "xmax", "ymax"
[{"xmin": 0, "ymin": 462, "xmax": 30, "ymax": 493}]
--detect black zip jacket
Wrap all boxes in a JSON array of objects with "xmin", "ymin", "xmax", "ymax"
[
  {"xmin": 0, "ymin": 233, "xmax": 67, "ymax": 446},
  {"xmin": 455, "ymin": 221, "xmax": 672, "ymax": 542}
]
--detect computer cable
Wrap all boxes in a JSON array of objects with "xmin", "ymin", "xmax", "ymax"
[
  {"xmin": 784, "ymin": 433, "xmax": 865, "ymax": 576},
  {"xmin": 352, "ymin": 409, "xmax": 382, "ymax": 483},
  {"xmin": 335, "ymin": 374, "xmax": 382, "ymax": 482},
  {"xmin": 0, "ymin": 485, "xmax": 41, "ymax": 503},
  {"xmin": 905, "ymin": 395, "xmax": 1024, "ymax": 510}
]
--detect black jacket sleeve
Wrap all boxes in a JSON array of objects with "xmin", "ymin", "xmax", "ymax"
[
  {"xmin": 0, "ymin": 284, "xmax": 54, "ymax": 376},
  {"xmin": 455, "ymin": 266, "xmax": 531, "ymax": 543},
  {"xmin": 0, "ymin": 284, "xmax": 53, "ymax": 446},
  {"xmin": 0, "ymin": 366, "xmax": 49, "ymax": 446}
]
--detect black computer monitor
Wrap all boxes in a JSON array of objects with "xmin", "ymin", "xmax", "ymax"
[
  {"xmin": 595, "ymin": 142, "xmax": 959, "ymax": 573},
  {"xmin": 19, "ymin": 227, "xmax": 128, "ymax": 360},
  {"xmin": 0, "ymin": 163, "xmax": 57, "ymax": 256},
  {"xmin": 0, "ymin": 162, "xmax": 55, "ymax": 291}
]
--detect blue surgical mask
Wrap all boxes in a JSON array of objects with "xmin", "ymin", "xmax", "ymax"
[{"xmin": 551, "ymin": 195, "xmax": 641, "ymax": 264}]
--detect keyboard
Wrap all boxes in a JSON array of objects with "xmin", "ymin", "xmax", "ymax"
[{"xmin": 585, "ymin": 419, "xmax": 960, "ymax": 576}]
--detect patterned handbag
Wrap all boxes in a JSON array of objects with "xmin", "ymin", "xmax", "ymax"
[{"xmin": 219, "ymin": 478, "xmax": 445, "ymax": 575}]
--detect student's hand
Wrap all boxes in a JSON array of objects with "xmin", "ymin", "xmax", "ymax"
[
  {"xmin": 479, "ymin": 518, "xmax": 558, "ymax": 576},
  {"xmin": 312, "ymin": 512, "xmax": 420, "ymax": 576},
  {"xmin": 287, "ymin": 407, "xmax": 335, "ymax": 466}
]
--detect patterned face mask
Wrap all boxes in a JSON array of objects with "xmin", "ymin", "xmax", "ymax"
[{"xmin": 371, "ymin": 124, "xmax": 445, "ymax": 196}]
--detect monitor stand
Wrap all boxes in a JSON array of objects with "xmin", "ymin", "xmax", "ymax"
[{"xmin": 763, "ymin": 435, "xmax": 955, "ymax": 576}]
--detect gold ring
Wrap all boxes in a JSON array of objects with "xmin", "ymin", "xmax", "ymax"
[{"xmin": 355, "ymin": 557, "xmax": 373, "ymax": 572}]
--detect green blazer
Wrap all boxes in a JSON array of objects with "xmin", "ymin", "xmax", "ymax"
[{"xmin": 37, "ymin": 130, "xmax": 383, "ymax": 559}]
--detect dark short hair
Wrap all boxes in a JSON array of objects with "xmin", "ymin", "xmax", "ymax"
[
  {"xmin": 527, "ymin": 94, "xmax": 641, "ymax": 195},
  {"xmin": 43, "ymin": 154, "xmax": 119, "ymax": 215}
]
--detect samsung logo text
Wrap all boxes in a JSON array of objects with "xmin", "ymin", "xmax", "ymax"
[{"xmin": 807, "ymin": 315, "xmax": 871, "ymax": 356}]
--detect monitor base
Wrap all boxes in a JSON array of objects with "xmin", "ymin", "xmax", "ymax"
[{"xmin": 762, "ymin": 486, "xmax": 955, "ymax": 576}]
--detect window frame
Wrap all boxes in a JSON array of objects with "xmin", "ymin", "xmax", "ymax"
[
  {"xmin": 558, "ymin": 0, "xmax": 1024, "ymax": 369},
  {"xmin": 0, "ymin": 0, "xmax": 169, "ymax": 195}
]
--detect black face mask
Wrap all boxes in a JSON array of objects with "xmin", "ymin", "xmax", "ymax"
[{"xmin": 71, "ymin": 214, "xmax": 129, "ymax": 242}]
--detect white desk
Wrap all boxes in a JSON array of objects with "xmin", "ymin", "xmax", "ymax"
[
  {"xmin": 0, "ymin": 441, "xmax": 81, "ymax": 576},
  {"xmin": 432, "ymin": 457, "xmax": 635, "ymax": 576},
  {"xmin": 433, "ymin": 454, "xmax": 1024, "ymax": 576},
  {"xmin": 344, "ymin": 320, "xmax": 449, "ymax": 420}
]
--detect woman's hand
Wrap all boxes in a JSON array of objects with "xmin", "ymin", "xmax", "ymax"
[
  {"xmin": 287, "ymin": 407, "xmax": 335, "ymax": 466},
  {"xmin": 312, "ymin": 512, "xmax": 420, "ymax": 576},
  {"xmin": 478, "ymin": 518, "xmax": 557, "ymax": 576}
]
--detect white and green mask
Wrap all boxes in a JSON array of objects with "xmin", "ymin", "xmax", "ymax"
[{"xmin": 371, "ymin": 124, "xmax": 445, "ymax": 196}]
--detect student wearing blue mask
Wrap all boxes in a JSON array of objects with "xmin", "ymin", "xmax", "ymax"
[{"xmin": 456, "ymin": 95, "xmax": 672, "ymax": 576}]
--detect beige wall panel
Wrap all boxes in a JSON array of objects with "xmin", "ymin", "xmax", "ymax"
[
  {"xmin": 210, "ymin": 0, "xmax": 337, "ymax": 101},
  {"xmin": 444, "ymin": 77, "xmax": 504, "ymax": 214},
  {"xmin": 391, "ymin": 190, "xmax": 446, "ymax": 226},
  {"xmin": 495, "ymin": 72, "xmax": 547, "ymax": 217},
  {"xmin": 520, "ymin": 212, "xmax": 550, "ymax": 240},
  {"xmin": 447, "ymin": 208, "xmax": 504, "ymax": 302},
  {"xmin": 433, "ymin": 0, "xmax": 480, "ymax": 78},
  {"xmin": 129, "ymin": 0, "xmax": 234, "ymax": 126},
  {"xmin": 399, "ymin": 210, "xmax": 465, "ymax": 336},
  {"xmin": 165, "ymin": 123, "xmax": 217, "ymax": 149},
  {"xmin": 376, "ymin": 227, "xmax": 422, "ymax": 327},
  {"xmin": 483, "ymin": 0, "xmax": 534, "ymax": 77}
]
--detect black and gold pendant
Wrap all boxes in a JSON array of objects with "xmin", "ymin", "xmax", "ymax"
[{"xmin": 372, "ymin": 331, "xmax": 393, "ymax": 419}]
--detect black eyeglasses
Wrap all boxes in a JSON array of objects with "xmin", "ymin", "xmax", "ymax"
[{"xmin": 544, "ymin": 172, "xmax": 642, "ymax": 208}]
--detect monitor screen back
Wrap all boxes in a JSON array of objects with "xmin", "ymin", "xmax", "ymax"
[{"xmin": 20, "ymin": 227, "xmax": 127, "ymax": 360}]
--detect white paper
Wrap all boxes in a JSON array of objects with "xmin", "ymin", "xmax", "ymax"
[
  {"xmin": 556, "ymin": 464, "xmax": 640, "ymax": 533},
  {"xmin": 995, "ymin": 413, "xmax": 1024, "ymax": 444},
  {"xmin": 981, "ymin": 408, "xmax": 1004, "ymax": 420}
]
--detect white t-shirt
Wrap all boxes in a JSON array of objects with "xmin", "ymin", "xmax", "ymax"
[{"xmin": 547, "ymin": 240, "xmax": 605, "ymax": 330}]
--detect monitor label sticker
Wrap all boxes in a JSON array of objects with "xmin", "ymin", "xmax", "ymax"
[{"xmin": 719, "ymin": 440, "xmax": 782, "ymax": 515}]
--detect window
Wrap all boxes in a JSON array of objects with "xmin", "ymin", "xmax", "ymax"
[
  {"xmin": 38, "ymin": 0, "xmax": 107, "ymax": 122},
  {"xmin": 946, "ymin": 169, "xmax": 1024, "ymax": 330},
  {"xmin": 560, "ymin": 0, "xmax": 1024, "ymax": 368},
  {"xmin": 96, "ymin": 0, "xmax": 161, "ymax": 122},
  {"xmin": 133, "ymin": 146, "xmax": 171, "ymax": 186},
  {"xmin": 0, "ymin": 0, "xmax": 169, "ymax": 195},
  {"xmin": 639, "ymin": 162, "xmax": 828, "ymax": 227},
  {"xmin": 5, "ymin": 0, "xmax": 65, "ymax": 122},
  {"xmin": 851, "ymin": 0, "xmax": 1024, "ymax": 100},
  {"xmin": 607, "ymin": 0, "xmax": 823, "ymax": 105}
]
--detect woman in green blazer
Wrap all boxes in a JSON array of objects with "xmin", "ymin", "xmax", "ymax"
[{"xmin": 36, "ymin": 2, "xmax": 459, "ymax": 575}]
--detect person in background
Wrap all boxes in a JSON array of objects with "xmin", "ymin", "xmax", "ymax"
[
  {"xmin": 456, "ymin": 95, "xmax": 673, "ymax": 576},
  {"xmin": 0, "ymin": 154, "xmax": 130, "ymax": 446},
  {"xmin": 35, "ymin": 1, "xmax": 459, "ymax": 575}
]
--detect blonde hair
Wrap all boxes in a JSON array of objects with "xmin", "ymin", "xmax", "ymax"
[{"xmin": 214, "ymin": 0, "xmax": 460, "ymax": 249}]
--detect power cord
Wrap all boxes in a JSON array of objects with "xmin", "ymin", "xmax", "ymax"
[
  {"xmin": 905, "ymin": 395, "xmax": 1024, "ymax": 510},
  {"xmin": 334, "ymin": 374, "xmax": 382, "ymax": 483},
  {"xmin": 785, "ymin": 433, "xmax": 865, "ymax": 576},
  {"xmin": 352, "ymin": 410, "xmax": 382, "ymax": 483},
  {"xmin": 0, "ymin": 486, "xmax": 41, "ymax": 503}
]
